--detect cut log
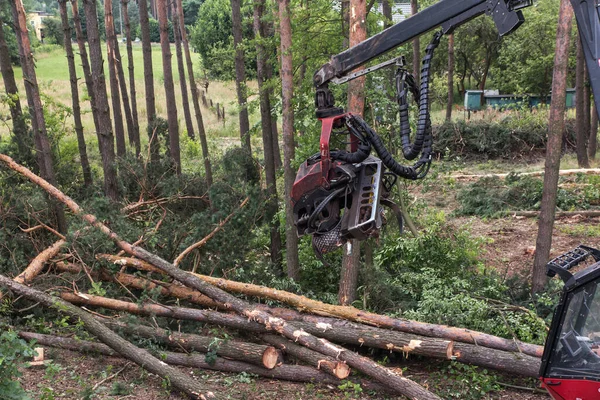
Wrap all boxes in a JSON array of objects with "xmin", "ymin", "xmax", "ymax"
[
  {"xmin": 97, "ymin": 254, "xmax": 543, "ymax": 358},
  {"xmin": 452, "ymin": 168, "xmax": 600, "ymax": 180},
  {"xmin": 16, "ymin": 239, "xmax": 66, "ymax": 284},
  {"xmin": 54, "ymin": 261, "xmax": 222, "ymax": 309},
  {"xmin": 0, "ymin": 275, "xmax": 214, "ymax": 399},
  {"xmin": 17, "ymin": 331, "xmax": 339, "ymax": 385},
  {"xmin": 0, "ymin": 154, "xmax": 439, "ymax": 400},
  {"xmin": 0, "ymin": 239, "xmax": 66, "ymax": 301},
  {"xmin": 103, "ymin": 320, "xmax": 280, "ymax": 369},
  {"xmin": 61, "ymin": 292, "xmax": 541, "ymax": 377},
  {"xmin": 261, "ymin": 334, "xmax": 350, "ymax": 379},
  {"xmin": 509, "ymin": 210, "xmax": 600, "ymax": 218}
]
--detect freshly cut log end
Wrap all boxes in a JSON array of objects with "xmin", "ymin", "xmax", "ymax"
[
  {"xmin": 332, "ymin": 361, "xmax": 350, "ymax": 379},
  {"xmin": 262, "ymin": 346, "xmax": 281, "ymax": 369}
]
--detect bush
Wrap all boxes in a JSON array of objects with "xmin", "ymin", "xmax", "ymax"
[
  {"xmin": 434, "ymin": 113, "xmax": 576, "ymax": 159},
  {"xmin": 0, "ymin": 329, "xmax": 36, "ymax": 399},
  {"xmin": 456, "ymin": 173, "xmax": 597, "ymax": 217},
  {"xmin": 370, "ymin": 213, "xmax": 548, "ymax": 344}
]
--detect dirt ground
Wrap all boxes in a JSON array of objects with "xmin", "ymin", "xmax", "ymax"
[{"xmin": 19, "ymin": 348, "xmax": 548, "ymax": 399}]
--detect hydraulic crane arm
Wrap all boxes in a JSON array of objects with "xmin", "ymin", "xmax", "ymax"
[{"xmin": 314, "ymin": 0, "xmax": 533, "ymax": 89}]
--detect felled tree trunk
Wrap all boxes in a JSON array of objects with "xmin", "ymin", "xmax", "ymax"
[
  {"xmin": 103, "ymin": 320, "xmax": 280, "ymax": 369},
  {"xmin": 0, "ymin": 276, "xmax": 214, "ymax": 399},
  {"xmin": 94, "ymin": 253, "xmax": 543, "ymax": 358},
  {"xmin": 59, "ymin": 292, "xmax": 540, "ymax": 377},
  {"xmin": 17, "ymin": 332, "xmax": 339, "ymax": 386}
]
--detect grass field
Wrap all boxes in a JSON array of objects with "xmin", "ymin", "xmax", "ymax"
[{"xmin": 0, "ymin": 42, "xmax": 261, "ymax": 172}]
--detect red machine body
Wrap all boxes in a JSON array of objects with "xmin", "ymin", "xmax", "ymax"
[{"xmin": 541, "ymin": 378, "xmax": 600, "ymax": 400}]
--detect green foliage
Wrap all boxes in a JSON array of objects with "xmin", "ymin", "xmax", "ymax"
[
  {"xmin": 434, "ymin": 113, "xmax": 576, "ymax": 159},
  {"xmin": 372, "ymin": 213, "xmax": 548, "ymax": 344},
  {"xmin": 182, "ymin": 0, "xmax": 202, "ymax": 27},
  {"xmin": 1, "ymin": 24, "xmax": 20, "ymax": 66},
  {"xmin": 0, "ymin": 329, "xmax": 35, "ymax": 400},
  {"xmin": 430, "ymin": 363, "xmax": 500, "ymax": 400},
  {"xmin": 147, "ymin": 17, "xmax": 174, "ymax": 43},
  {"xmin": 41, "ymin": 17, "xmax": 63, "ymax": 46},
  {"xmin": 491, "ymin": 0, "xmax": 565, "ymax": 98},
  {"xmin": 457, "ymin": 173, "xmax": 598, "ymax": 217}
]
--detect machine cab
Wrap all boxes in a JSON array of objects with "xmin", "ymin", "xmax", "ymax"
[{"xmin": 540, "ymin": 246, "xmax": 600, "ymax": 400}]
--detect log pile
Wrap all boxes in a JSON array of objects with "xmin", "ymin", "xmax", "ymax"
[{"xmin": 0, "ymin": 154, "xmax": 544, "ymax": 399}]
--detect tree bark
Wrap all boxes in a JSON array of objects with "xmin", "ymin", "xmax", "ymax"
[
  {"xmin": 111, "ymin": 11, "xmax": 136, "ymax": 155},
  {"xmin": 576, "ymin": 34, "xmax": 590, "ymax": 168},
  {"xmin": 277, "ymin": 0, "xmax": 300, "ymax": 280},
  {"xmin": 261, "ymin": 334, "xmax": 350, "ymax": 379},
  {"xmin": 590, "ymin": 104, "xmax": 598, "ymax": 160},
  {"xmin": 58, "ymin": 0, "xmax": 92, "ymax": 187},
  {"xmin": 10, "ymin": 0, "xmax": 67, "ymax": 232},
  {"xmin": 446, "ymin": 33, "xmax": 454, "ymax": 122},
  {"xmin": 0, "ymin": 18, "xmax": 32, "ymax": 168},
  {"xmin": 584, "ymin": 62, "xmax": 591, "ymax": 158},
  {"xmin": 172, "ymin": 0, "xmax": 195, "ymax": 141},
  {"xmin": 175, "ymin": 0, "xmax": 213, "ymax": 186},
  {"xmin": 411, "ymin": 0, "xmax": 420, "ymax": 84},
  {"xmin": 0, "ymin": 154, "xmax": 438, "ymax": 399},
  {"xmin": 122, "ymin": 0, "xmax": 141, "ymax": 156},
  {"xmin": 18, "ymin": 331, "xmax": 342, "ymax": 386},
  {"xmin": 532, "ymin": 0, "xmax": 574, "ymax": 294},
  {"xmin": 16, "ymin": 239, "xmax": 66, "ymax": 284},
  {"xmin": 93, "ymin": 252, "xmax": 544, "ymax": 358},
  {"xmin": 82, "ymin": 0, "xmax": 119, "ymax": 200},
  {"xmin": 0, "ymin": 276, "xmax": 214, "ymax": 399},
  {"xmin": 139, "ymin": 0, "xmax": 159, "ymax": 162},
  {"xmin": 340, "ymin": 0, "xmax": 367, "ymax": 306},
  {"xmin": 104, "ymin": 320, "xmax": 280, "ymax": 369},
  {"xmin": 158, "ymin": 0, "xmax": 181, "ymax": 173},
  {"xmin": 59, "ymin": 292, "xmax": 541, "ymax": 377},
  {"xmin": 71, "ymin": 0, "xmax": 100, "ymax": 139},
  {"xmin": 105, "ymin": 0, "xmax": 127, "ymax": 157},
  {"xmin": 231, "ymin": 0, "xmax": 251, "ymax": 152},
  {"xmin": 254, "ymin": 0, "xmax": 282, "ymax": 268}
]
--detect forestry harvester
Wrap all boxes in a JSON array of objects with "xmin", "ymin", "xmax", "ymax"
[{"xmin": 290, "ymin": 1, "xmax": 600, "ymax": 398}]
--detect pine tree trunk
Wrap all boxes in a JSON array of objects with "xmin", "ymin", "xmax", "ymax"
[
  {"xmin": 277, "ymin": 0, "xmax": 300, "ymax": 280},
  {"xmin": 157, "ymin": 0, "xmax": 181, "ymax": 173},
  {"xmin": 446, "ymin": 33, "xmax": 454, "ymax": 122},
  {"xmin": 82, "ymin": 0, "xmax": 119, "ymax": 200},
  {"xmin": 121, "ymin": 0, "xmax": 141, "ymax": 156},
  {"xmin": 576, "ymin": 34, "xmax": 590, "ymax": 168},
  {"xmin": 112, "ymin": 23, "xmax": 136, "ymax": 154},
  {"xmin": 58, "ymin": 0, "xmax": 92, "ymax": 187},
  {"xmin": 339, "ymin": 0, "xmax": 366, "ymax": 305},
  {"xmin": 254, "ymin": 0, "xmax": 282, "ymax": 268},
  {"xmin": 231, "ymin": 0, "xmax": 251, "ymax": 152},
  {"xmin": 532, "ymin": 0, "xmax": 574, "ymax": 294},
  {"xmin": 172, "ymin": 0, "xmax": 194, "ymax": 140},
  {"xmin": 0, "ymin": 19, "xmax": 32, "ymax": 168},
  {"xmin": 71, "ymin": 0, "xmax": 101, "ymax": 138},
  {"xmin": 139, "ymin": 0, "xmax": 160, "ymax": 162},
  {"xmin": 175, "ymin": 0, "xmax": 213, "ymax": 186},
  {"xmin": 590, "ymin": 105, "xmax": 598, "ymax": 159},
  {"xmin": 105, "ymin": 0, "xmax": 127, "ymax": 157},
  {"xmin": 411, "ymin": 0, "xmax": 420, "ymax": 84},
  {"xmin": 584, "ymin": 61, "xmax": 591, "ymax": 160},
  {"xmin": 264, "ymin": 21, "xmax": 282, "ymax": 169},
  {"xmin": 10, "ymin": 0, "xmax": 67, "ymax": 232}
]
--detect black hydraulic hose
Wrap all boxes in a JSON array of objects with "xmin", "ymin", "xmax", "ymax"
[
  {"xmin": 329, "ymin": 117, "xmax": 372, "ymax": 163},
  {"xmin": 352, "ymin": 115, "xmax": 431, "ymax": 180},
  {"xmin": 397, "ymin": 31, "xmax": 442, "ymax": 161}
]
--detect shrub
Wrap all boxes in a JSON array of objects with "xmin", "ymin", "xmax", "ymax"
[
  {"xmin": 434, "ymin": 114, "xmax": 576, "ymax": 159},
  {"xmin": 0, "ymin": 329, "xmax": 36, "ymax": 399}
]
